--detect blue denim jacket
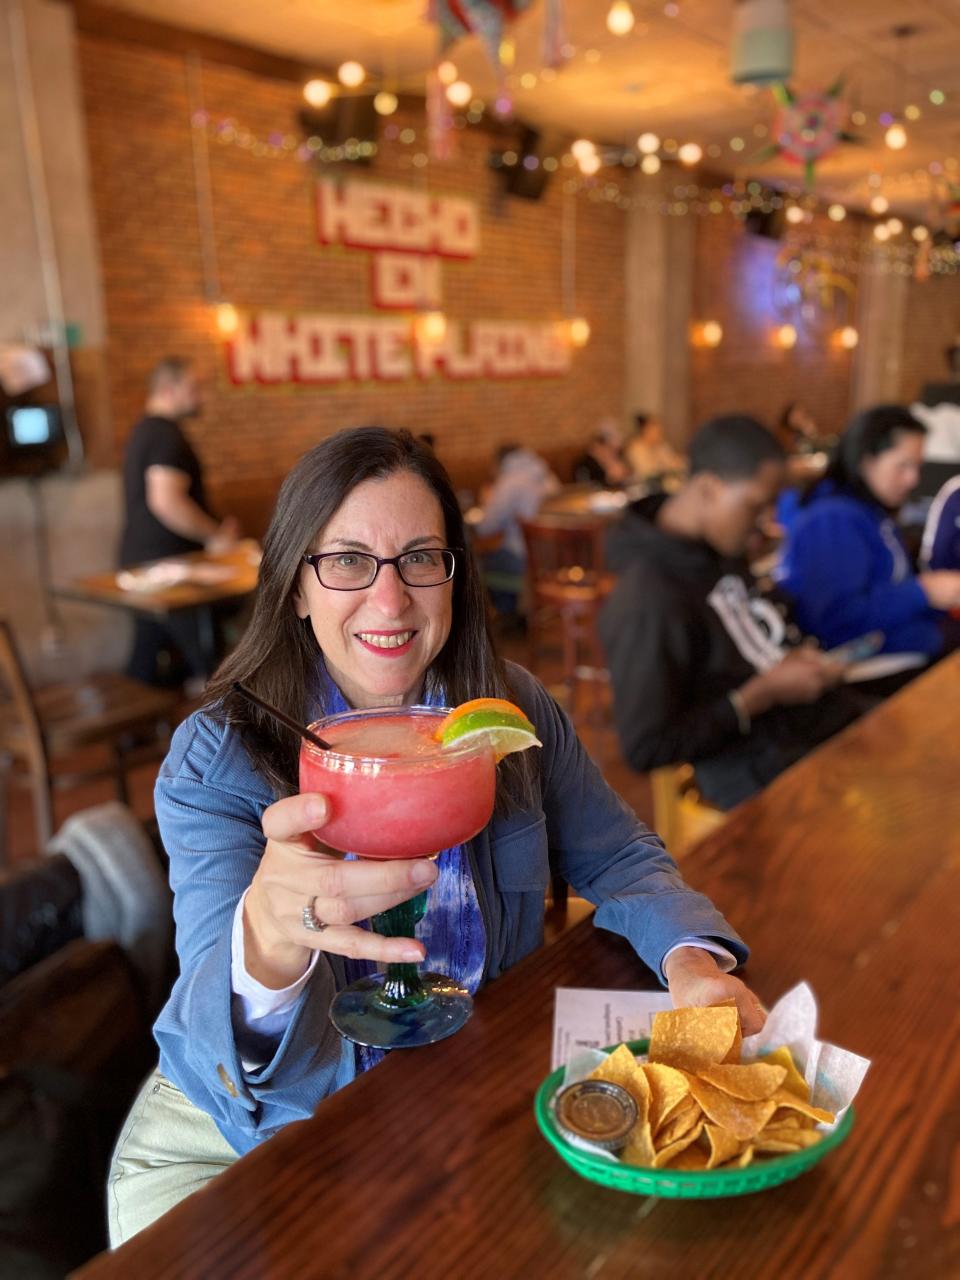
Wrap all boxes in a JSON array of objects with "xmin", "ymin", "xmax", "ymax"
[{"xmin": 153, "ymin": 662, "xmax": 747, "ymax": 1154}]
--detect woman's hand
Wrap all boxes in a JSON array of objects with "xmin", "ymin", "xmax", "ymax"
[
  {"xmin": 243, "ymin": 791, "xmax": 438, "ymax": 989},
  {"xmin": 663, "ymin": 946, "xmax": 766, "ymax": 1035},
  {"xmin": 919, "ymin": 570, "xmax": 960, "ymax": 611}
]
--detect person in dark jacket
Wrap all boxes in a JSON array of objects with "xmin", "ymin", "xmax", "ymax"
[
  {"xmin": 776, "ymin": 405, "xmax": 960, "ymax": 658},
  {"xmin": 600, "ymin": 415, "xmax": 874, "ymax": 811}
]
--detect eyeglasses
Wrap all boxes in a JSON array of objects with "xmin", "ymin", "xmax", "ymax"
[{"xmin": 302, "ymin": 548, "xmax": 459, "ymax": 591}]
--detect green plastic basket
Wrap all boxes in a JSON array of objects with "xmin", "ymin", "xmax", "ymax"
[{"xmin": 535, "ymin": 1037, "xmax": 855, "ymax": 1199}]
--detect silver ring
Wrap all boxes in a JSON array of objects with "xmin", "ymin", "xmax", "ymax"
[{"xmin": 302, "ymin": 899, "xmax": 328, "ymax": 933}]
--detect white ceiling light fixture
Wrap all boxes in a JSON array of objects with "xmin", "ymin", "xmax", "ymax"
[{"xmin": 731, "ymin": 0, "xmax": 795, "ymax": 87}]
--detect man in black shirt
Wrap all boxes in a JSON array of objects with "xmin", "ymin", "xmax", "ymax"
[
  {"xmin": 119, "ymin": 357, "xmax": 239, "ymax": 685},
  {"xmin": 599, "ymin": 415, "xmax": 875, "ymax": 809}
]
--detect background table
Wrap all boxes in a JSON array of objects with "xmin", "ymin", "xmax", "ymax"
[
  {"xmin": 75, "ymin": 654, "xmax": 960, "ymax": 1280},
  {"xmin": 54, "ymin": 542, "xmax": 260, "ymax": 674}
]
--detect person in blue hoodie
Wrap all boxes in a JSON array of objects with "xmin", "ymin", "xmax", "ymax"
[
  {"xmin": 776, "ymin": 405, "xmax": 960, "ymax": 658},
  {"xmin": 107, "ymin": 428, "xmax": 763, "ymax": 1245}
]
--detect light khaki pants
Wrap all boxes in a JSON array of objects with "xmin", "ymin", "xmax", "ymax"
[{"xmin": 108, "ymin": 1066, "xmax": 238, "ymax": 1247}]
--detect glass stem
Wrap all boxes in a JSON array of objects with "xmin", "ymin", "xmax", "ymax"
[{"xmin": 372, "ymin": 889, "xmax": 429, "ymax": 1007}]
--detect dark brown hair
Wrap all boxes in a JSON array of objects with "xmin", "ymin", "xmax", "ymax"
[{"xmin": 207, "ymin": 427, "xmax": 537, "ymax": 811}]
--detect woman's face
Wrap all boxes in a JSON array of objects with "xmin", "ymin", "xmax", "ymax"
[
  {"xmin": 860, "ymin": 431, "xmax": 923, "ymax": 509},
  {"xmin": 294, "ymin": 471, "xmax": 454, "ymax": 709}
]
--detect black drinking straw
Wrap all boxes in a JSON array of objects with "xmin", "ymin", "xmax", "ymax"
[{"xmin": 232, "ymin": 681, "xmax": 332, "ymax": 749}]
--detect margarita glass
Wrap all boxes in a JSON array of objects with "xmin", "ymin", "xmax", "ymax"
[{"xmin": 299, "ymin": 706, "xmax": 496, "ymax": 1048}]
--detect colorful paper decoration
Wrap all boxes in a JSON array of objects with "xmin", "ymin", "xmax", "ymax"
[{"xmin": 756, "ymin": 80, "xmax": 862, "ymax": 189}]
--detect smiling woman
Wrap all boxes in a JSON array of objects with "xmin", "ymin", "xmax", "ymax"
[{"xmin": 106, "ymin": 426, "xmax": 766, "ymax": 1247}]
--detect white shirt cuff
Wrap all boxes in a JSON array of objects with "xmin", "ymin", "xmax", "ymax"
[
  {"xmin": 660, "ymin": 938, "xmax": 738, "ymax": 983},
  {"xmin": 231, "ymin": 888, "xmax": 319, "ymax": 1022}
]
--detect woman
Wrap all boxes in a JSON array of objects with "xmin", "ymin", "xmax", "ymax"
[
  {"xmin": 624, "ymin": 413, "xmax": 685, "ymax": 484},
  {"xmin": 109, "ymin": 428, "xmax": 763, "ymax": 1244},
  {"xmin": 777, "ymin": 405, "xmax": 960, "ymax": 656}
]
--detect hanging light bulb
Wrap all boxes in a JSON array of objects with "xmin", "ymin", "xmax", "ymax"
[
  {"xmin": 637, "ymin": 132, "xmax": 660, "ymax": 154},
  {"xmin": 446, "ymin": 80, "xmax": 473, "ymax": 108},
  {"xmin": 874, "ymin": 223, "xmax": 891, "ymax": 242},
  {"xmin": 338, "ymin": 62, "xmax": 366, "ymax": 88},
  {"xmin": 828, "ymin": 204, "xmax": 846, "ymax": 222},
  {"xmin": 785, "ymin": 205, "xmax": 805, "ymax": 224},
  {"xmin": 606, "ymin": 2, "xmax": 635, "ymax": 36},
  {"xmin": 568, "ymin": 318, "xmax": 591, "ymax": 347},
  {"xmin": 571, "ymin": 139, "xmax": 597, "ymax": 160},
  {"xmin": 578, "ymin": 152, "xmax": 602, "ymax": 175},
  {"xmin": 678, "ymin": 143, "xmax": 703, "ymax": 165},
  {"xmin": 640, "ymin": 154, "xmax": 661, "ymax": 174},
  {"xmin": 837, "ymin": 326, "xmax": 859, "ymax": 349},
  {"xmin": 437, "ymin": 60, "xmax": 458, "ymax": 86},
  {"xmin": 869, "ymin": 195, "xmax": 889, "ymax": 215},
  {"xmin": 776, "ymin": 323, "xmax": 798, "ymax": 349},
  {"xmin": 373, "ymin": 92, "xmax": 399, "ymax": 116},
  {"xmin": 912, "ymin": 225, "xmax": 929, "ymax": 242},
  {"xmin": 303, "ymin": 79, "xmax": 333, "ymax": 108},
  {"xmin": 886, "ymin": 217, "xmax": 903, "ymax": 235},
  {"xmin": 215, "ymin": 303, "xmax": 239, "ymax": 336},
  {"xmin": 885, "ymin": 122, "xmax": 907, "ymax": 150},
  {"xmin": 415, "ymin": 311, "xmax": 447, "ymax": 345},
  {"xmin": 698, "ymin": 321, "xmax": 723, "ymax": 348}
]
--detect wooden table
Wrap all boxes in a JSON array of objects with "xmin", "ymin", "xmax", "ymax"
[
  {"xmin": 75, "ymin": 656, "xmax": 960, "ymax": 1280},
  {"xmin": 54, "ymin": 542, "xmax": 260, "ymax": 672}
]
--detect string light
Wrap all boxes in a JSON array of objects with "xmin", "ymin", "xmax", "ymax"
[
  {"xmin": 869, "ymin": 195, "xmax": 889, "ymax": 215},
  {"xmin": 437, "ymin": 60, "xmax": 458, "ymax": 86},
  {"xmin": 678, "ymin": 143, "xmax": 703, "ymax": 165},
  {"xmin": 828, "ymin": 204, "xmax": 846, "ymax": 222},
  {"xmin": 886, "ymin": 217, "xmax": 903, "ymax": 235},
  {"xmin": 695, "ymin": 321, "xmax": 723, "ymax": 348},
  {"xmin": 578, "ymin": 152, "xmax": 602, "ymax": 175},
  {"xmin": 640, "ymin": 154, "xmax": 661, "ymax": 174},
  {"xmin": 837, "ymin": 326, "xmax": 859, "ymax": 349},
  {"xmin": 874, "ymin": 224, "xmax": 891, "ymax": 241},
  {"xmin": 571, "ymin": 139, "xmax": 597, "ymax": 160},
  {"xmin": 303, "ymin": 79, "xmax": 333, "ymax": 108},
  {"xmin": 912, "ymin": 225, "xmax": 929, "ymax": 242},
  {"xmin": 337, "ymin": 62, "xmax": 366, "ymax": 88},
  {"xmin": 606, "ymin": 1, "xmax": 635, "ymax": 35},
  {"xmin": 373, "ymin": 92, "xmax": 398, "ymax": 116},
  {"xmin": 776, "ymin": 323, "xmax": 798, "ymax": 349},
  {"xmin": 786, "ymin": 205, "xmax": 805, "ymax": 224},
  {"xmin": 415, "ymin": 311, "xmax": 447, "ymax": 344},
  {"xmin": 637, "ymin": 132, "xmax": 661, "ymax": 154}
]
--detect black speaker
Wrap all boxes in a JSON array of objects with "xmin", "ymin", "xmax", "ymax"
[
  {"xmin": 496, "ymin": 128, "xmax": 564, "ymax": 201},
  {"xmin": 298, "ymin": 96, "xmax": 378, "ymax": 149},
  {"xmin": 744, "ymin": 206, "xmax": 785, "ymax": 239}
]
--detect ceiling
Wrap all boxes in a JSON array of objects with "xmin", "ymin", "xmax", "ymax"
[{"xmin": 97, "ymin": 0, "xmax": 960, "ymax": 218}]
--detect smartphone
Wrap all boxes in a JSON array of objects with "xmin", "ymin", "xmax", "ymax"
[{"xmin": 826, "ymin": 631, "xmax": 884, "ymax": 663}]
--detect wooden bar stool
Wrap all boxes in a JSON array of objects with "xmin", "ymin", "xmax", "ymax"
[
  {"xmin": 651, "ymin": 763, "xmax": 726, "ymax": 855},
  {"xmin": 0, "ymin": 620, "xmax": 178, "ymax": 864},
  {"xmin": 519, "ymin": 515, "xmax": 615, "ymax": 719}
]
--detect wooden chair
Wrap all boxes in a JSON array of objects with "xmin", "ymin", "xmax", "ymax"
[
  {"xmin": 651, "ymin": 763, "xmax": 727, "ymax": 855},
  {"xmin": 519, "ymin": 515, "xmax": 615, "ymax": 718},
  {"xmin": 0, "ymin": 620, "xmax": 178, "ymax": 864}
]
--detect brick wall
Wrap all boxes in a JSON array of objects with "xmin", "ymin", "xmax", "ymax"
[
  {"xmin": 898, "ymin": 271, "xmax": 960, "ymax": 403},
  {"xmin": 689, "ymin": 207, "xmax": 864, "ymax": 439},
  {"xmin": 78, "ymin": 35, "xmax": 625, "ymax": 530}
]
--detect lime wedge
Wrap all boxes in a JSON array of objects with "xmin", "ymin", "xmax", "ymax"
[{"xmin": 439, "ymin": 707, "xmax": 542, "ymax": 760}]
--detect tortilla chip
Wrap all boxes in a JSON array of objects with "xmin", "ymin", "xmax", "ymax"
[
  {"xmin": 642, "ymin": 1062, "xmax": 690, "ymax": 1134},
  {"xmin": 668, "ymin": 1146, "xmax": 710, "ymax": 1172},
  {"xmin": 703, "ymin": 1122, "xmax": 744, "ymax": 1169},
  {"xmin": 649, "ymin": 1006, "xmax": 741, "ymax": 1071},
  {"xmin": 697, "ymin": 1062, "xmax": 787, "ymax": 1101},
  {"xmin": 653, "ymin": 1121, "xmax": 705, "ymax": 1168},
  {"xmin": 685, "ymin": 1075, "xmax": 778, "ymax": 1141},
  {"xmin": 770, "ymin": 1088, "xmax": 834, "ymax": 1126},
  {"xmin": 712, "ymin": 996, "xmax": 743, "ymax": 1063},
  {"xmin": 655, "ymin": 1100, "xmax": 702, "ymax": 1148},
  {"xmin": 760, "ymin": 1046, "xmax": 808, "ymax": 1099},
  {"xmin": 655, "ymin": 1092, "xmax": 698, "ymax": 1137},
  {"xmin": 621, "ymin": 1119, "xmax": 657, "ymax": 1168},
  {"xmin": 717, "ymin": 1145, "xmax": 755, "ymax": 1170},
  {"xmin": 588, "ymin": 1044, "xmax": 651, "ymax": 1122},
  {"xmin": 758, "ymin": 1126, "xmax": 823, "ymax": 1149}
]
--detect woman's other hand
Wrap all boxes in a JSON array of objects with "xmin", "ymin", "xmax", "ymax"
[{"xmin": 663, "ymin": 946, "xmax": 766, "ymax": 1035}]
